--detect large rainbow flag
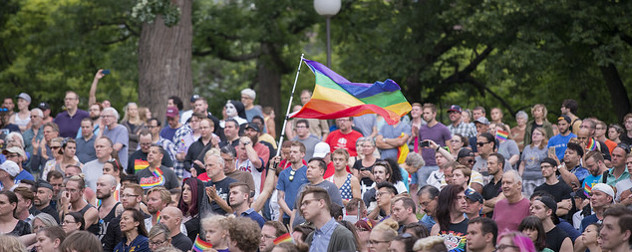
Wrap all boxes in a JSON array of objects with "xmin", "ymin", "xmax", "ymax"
[{"xmin": 291, "ymin": 59, "xmax": 412, "ymax": 125}]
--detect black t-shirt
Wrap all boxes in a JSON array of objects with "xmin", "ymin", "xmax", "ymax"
[
  {"xmin": 482, "ymin": 178, "xmax": 502, "ymax": 218},
  {"xmin": 39, "ymin": 204, "xmax": 59, "ymax": 224},
  {"xmin": 171, "ymin": 232, "xmax": 193, "ymax": 252},
  {"xmin": 546, "ymin": 226, "xmax": 569, "ymax": 252},
  {"xmin": 353, "ymin": 159, "xmax": 380, "ymax": 187},
  {"xmin": 127, "ymin": 149, "xmax": 174, "ymax": 174},
  {"xmin": 205, "ymin": 177, "xmax": 237, "ymax": 215},
  {"xmin": 533, "ymin": 181, "xmax": 573, "ymax": 202}
]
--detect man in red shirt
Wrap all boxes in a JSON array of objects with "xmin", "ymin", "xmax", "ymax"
[{"xmin": 325, "ymin": 117, "xmax": 363, "ymax": 157}]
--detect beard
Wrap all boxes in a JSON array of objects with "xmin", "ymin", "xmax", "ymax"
[{"xmin": 97, "ymin": 191, "xmax": 111, "ymax": 200}]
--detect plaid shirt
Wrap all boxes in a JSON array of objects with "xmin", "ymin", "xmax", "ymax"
[
  {"xmin": 447, "ymin": 121, "xmax": 477, "ymax": 138},
  {"xmin": 171, "ymin": 125, "xmax": 195, "ymax": 178}
]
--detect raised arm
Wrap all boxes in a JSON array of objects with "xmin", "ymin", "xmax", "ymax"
[{"xmin": 89, "ymin": 69, "xmax": 105, "ymax": 106}]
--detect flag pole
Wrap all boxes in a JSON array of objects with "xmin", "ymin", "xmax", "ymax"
[{"xmin": 276, "ymin": 54, "xmax": 304, "ymax": 157}]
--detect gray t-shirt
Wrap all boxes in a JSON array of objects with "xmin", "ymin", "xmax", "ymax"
[
  {"xmin": 292, "ymin": 180, "xmax": 343, "ymax": 228},
  {"xmin": 293, "ymin": 135, "xmax": 321, "ymax": 161},
  {"xmin": 378, "ymin": 122, "xmax": 412, "ymax": 161},
  {"xmin": 83, "ymin": 159, "xmax": 105, "ymax": 191},
  {"xmin": 103, "ymin": 124, "xmax": 129, "ymax": 170},
  {"xmin": 136, "ymin": 165, "xmax": 180, "ymax": 190},
  {"xmin": 520, "ymin": 145, "xmax": 548, "ymax": 180},
  {"xmin": 498, "ymin": 140, "xmax": 520, "ymax": 168},
  {"xmin": 353, "ymin": 114, "xmax": 377, "ymax": 137}
]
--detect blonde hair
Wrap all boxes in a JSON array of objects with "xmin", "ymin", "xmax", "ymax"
[
  {"xmin": 201, "ymin": 215, "xmax": 230, "ymax": 231},
  {"xmin": 371, "ymin": 218, "xmax": 398, "ymax": 242},
  {"xmin": 413, "ymin": 236, "xmax": 447, "ymax": 252},
  {"xmin": 0, "ymin": 234, "xmax": 26, "ymax": 252}
]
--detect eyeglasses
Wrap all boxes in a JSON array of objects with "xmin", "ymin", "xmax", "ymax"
[
  {"xmin": 289, "ymin": 169, "xmax": 296, "ymax": 182},
  {"xmin": 376, "ymin": 191, "xmax": 392, "ymax": 197},
  {"xmin": 476, "ymin": 142, "xmax": 488, "ymax": 147},
  {"xmin": 149, "ymin": 240, "xmax": 168, "ymax": 246},
  {"xmin": 496, "ymin": 244, "xmax": 519, "ymax": 251}
]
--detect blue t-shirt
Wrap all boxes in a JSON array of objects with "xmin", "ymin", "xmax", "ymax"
[
  {"xmin": 582, "ymin": 174, "xmax": 603, "ymax": 197},
  {"xmin": 160, "ymin": 126, "xmax": 180, "ymax": 143},
  {"xmin": 378, "ymin": 122, "xmax": 412, "ymax": 161},
  {"xmin": 570, "ymin": 165, "xmax": 590, "ymax": 186},
  {"xmin": 547, "ymin": 133, "xmax": 577, "ymax": 161},
  {"xmin": 276, "ymin": 165, "xmax": 308, "ymax": 219}
]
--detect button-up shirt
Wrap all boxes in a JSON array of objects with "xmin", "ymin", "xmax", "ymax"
[
  {"xmin": 447, "ymin": 121, "xmax": 477, "ymax": 138},
  {"xmin": 310, "ymin": 218, "xmax": 337, "ymax": 252}
]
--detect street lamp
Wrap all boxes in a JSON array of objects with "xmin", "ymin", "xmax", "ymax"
[{"xmin": 314, "ymin": 0, "xmax": 341, "ymax": 68}]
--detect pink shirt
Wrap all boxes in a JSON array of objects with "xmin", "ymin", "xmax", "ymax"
[{"xmin": 492, "ymin": 197, "xmax": 530, "ymax": 233}]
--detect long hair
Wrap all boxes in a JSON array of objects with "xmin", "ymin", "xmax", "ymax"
[
  {"xmin": 518, "ymin": 216, "xmax": 547, "ymax": 251},
  {"xmin": 385, "ymin": 158, "xmax": 404, "ymax": 182},
  {"xmin": 530, "ymin": 127, "xmax": 549, "ymax": 150},
  {"xmin": 124, "ymin": 208, "xmax": 148, "ymax": 237},
  {"xmin": 498, "ymin": 231, "xmax": 536, "ymax": 252},
  {"xmin": 178, "ymin": 178, "xmax": 202, "ymax": 217},
  {"xmin": 435, "ymin": 185, "xmax": 464, "ymax": 232}
]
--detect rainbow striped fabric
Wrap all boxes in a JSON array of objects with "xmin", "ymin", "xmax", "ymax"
[
  {"xmin": 291, "ymin": 59, "xmax": 412, "ymax": 125},
  {"xmin": 134, "ymin": 159, "xmax": 150, "ymax": 172},
  {"xmin": 139, "ymin": 167, "xmax": 165, "ymax": 189},
  {"xmin": 273, "ymin": 233, "xmax": 293, "ymax": 245},
  {"xmin": 496, "ymin": 129, "xmax": 509, "ymax": 141},
  {"xmin": 192, "ymin": 234, "xmax": 213, "ymax": 252},
  {"xmin": 586, "ymin": 138, "xmax": 597, "ymax": 151}
]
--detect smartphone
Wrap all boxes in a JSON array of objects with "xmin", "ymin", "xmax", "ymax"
[
  {"xmin": 548, "ymin": 147, "xmax": 556, "ymax": 157},
  {"xmin": 102, "ymin": 69, "xmax": 110, "ymax": 75},
  {"xmin": 420, "ymin": 141, "xmax": 430, "ymax": 147}
]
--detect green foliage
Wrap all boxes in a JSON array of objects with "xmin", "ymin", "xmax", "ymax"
[{"xmin": 131, "ymin": 0, "xmax": 181, "ymax": 26}]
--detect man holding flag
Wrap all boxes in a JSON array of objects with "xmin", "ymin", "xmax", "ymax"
[{"xmin": 376, "ymin": 119, "xmax": 411, "ymax": 162}]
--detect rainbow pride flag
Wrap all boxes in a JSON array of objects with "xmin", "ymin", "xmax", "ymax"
[
  {"xmin": 139, "ymin": 167, "xmax": 165, "ymax": 189},
  {"xmin": 397, "ymin": 133, "xmax": 409, "ymax": 164},
  {"xmin": 586, "ymin": 138, "xmax": 597, "ymax": 151},
  {"xmin": 134, "ymin": 159, "xmax": 150, "ymax": 172},
  {"xmin": 496, "ymin": 129, "xmax": 509, "ymax": 141},
  {"xmin": 192, "ymin": 234, "xmax": 213, "ymax": 252},
  {"xmin": 291, "ymin": 59, "xmax": 412, "ymax": 125},
  {"xmin": 273, "ymin": 233, "xmax": 293, "ymax": 245}
]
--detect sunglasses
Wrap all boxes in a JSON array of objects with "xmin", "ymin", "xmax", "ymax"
[
  {"xmin": 476, "ymin": 142, "xmax": 489, "ymax": 147},
  {"xmin": 289, "ymin": 169, "xmax": 296, "ymax": 182}
]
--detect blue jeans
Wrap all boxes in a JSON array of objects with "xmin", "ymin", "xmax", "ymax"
[{"xmin": 416, "ymin": 165, "xmax": 439, "ymax": 187}]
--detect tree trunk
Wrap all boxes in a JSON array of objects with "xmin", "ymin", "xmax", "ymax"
[
  {"xmin": 138, "ymin": 0, "xmax": 193, "ymax": 123},
  {"xmin": 600, "ymin": 63, "xmax": 630, "ymax": 122},
  {"xmin": 256, "ymin": 43, "xmax": 282, "ymax": 136}
]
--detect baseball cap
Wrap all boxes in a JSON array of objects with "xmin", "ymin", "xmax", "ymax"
[
  {"xmin": 17, "ymin": 93, "xmax": 31, "ymax": 103},
  {"xmin": 465, "ymin": 189, "xmax": 484, "ymax": 204},
  {"xmin": 0, "ymin": 160, "xmax": 20, "ymax": 177},
  {"xmin": 190, "ymin": 94, "xmax": 200, "ymax": 103},
  {"xmin": 558, "ymin": 115, "xmax": 571, "ymax": 124},
  {"xmin": 536, "ymin": 196, "xmax": 557, "ymax": 214},
  {"xmin": 592, "ymin": 183, "xmax": 615, "ymax": 203},
  {"xmin": 38, "ymin": 102, "xmax": 50, "ymax": 110},
  {"xmin": 447, "ymin": 105, "xmax": 462, "ymax": 113},
  {"xmin": 2, "ymin": 147, "xmax": 26, "ymax": 158},
  {"xmin": 312, "ymin": 142, "xmax": 331, "ymax": 158},
  {"xmin": 474, "ymin": 117, "xmax": 490, "ymax": 125},
  {"xmin": 166, "ymin": 106, "xmax": 179, "ymax": 118},
  {"xmin": 245, "ymin": 122, "xmax": 260, "ymax": 132},
  {"xmin": 457, "ymin": 148, "xmax": 475, "ymax": 159},
  {"xmin": 36, "ymin": 181, "xmax": 54, "ymax": 191}
]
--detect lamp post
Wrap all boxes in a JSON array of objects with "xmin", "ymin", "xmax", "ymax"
[{"xmin": 314, "ymin": 0, "xmax": 341, "ymax": 68}]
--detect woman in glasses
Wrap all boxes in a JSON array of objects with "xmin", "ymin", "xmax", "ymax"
[
  {"xmin": 519, "ymin": 127, "xmax": 549, "ymax": 196},
  {"xmin": 62, "ymin": 212, "xmax": 85, "ymax": 235},
  {"xmin": 449, "ymin": 134, "xmax": 469, "ymax": 159},
  {"xmin": 368, "ymin": 218, "xmax": 398, "ymax": 252},
  {"xmin": 148, "ymin": 223, "xmax": 173, "ymax": 251},
  {"xmin": 496, "ymin": 231, "xmax": 537, "ymax": 252},
  {"xmin": 41, "ymin": 137, "xmax": 64, "ymax": 179}
]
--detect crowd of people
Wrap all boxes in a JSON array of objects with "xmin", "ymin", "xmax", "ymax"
[{"xmin": 0, "ymin": 72, "xmax": 632, "ymax": 252}]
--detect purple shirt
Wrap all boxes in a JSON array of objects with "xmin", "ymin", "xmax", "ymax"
[
  {"xmin": 54, "ymin": 109, "xmax": 89, "ymax": 138},
  {"xmin": 418, "ymin": 122, "xmax": 451, "ymax": 166}
]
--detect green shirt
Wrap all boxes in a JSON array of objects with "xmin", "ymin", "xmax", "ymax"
[{"xmin": 606, "ymin": 167, "xmax": 630, "ymax": 186}]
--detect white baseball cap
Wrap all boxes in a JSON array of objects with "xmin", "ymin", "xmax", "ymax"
[
  {"xmin": 312, "ymin": 142, "xmax": 331, "ymax": 158},
  {"xmin": 0, "ymin": 160, "xmax": 20, "ymax": 178}
]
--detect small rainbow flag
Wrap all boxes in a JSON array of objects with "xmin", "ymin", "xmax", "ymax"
[
  {"xmin": 586, "ymin": 138, "xmax": 597, "ymax": 151},
  {"xmin": 134, "ymin": 159, "xmax": 150, "ymax": 172},
  {"xmin": 192, "ymin": 234, "xmax": 213, "ymax": 252},
  {"xmin": 156, "ymin": 211, "xmax": 161, "ymax": 223},
  {"xmin": 273, "ymin": 233, "xmax": 293, "ymax": 245},
  {"xmin": 496, "ymin": 129, "xmax": 509, "ymax": 141}
]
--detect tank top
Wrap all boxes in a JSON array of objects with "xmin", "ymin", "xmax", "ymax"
[
  {"xmin": 98, "ymin": 202, "xmax": 120, "ymax": 240},
  {"xmin": 11, "ymin": 113, "xmax": 30, "ymax": 129},
  {"xmin": 338, "ymin": 174, "xmax": 354, "ymax": 200},
  {"xmin": 79, "ymin": 203, "xmax": 101, "ymax": 235}
]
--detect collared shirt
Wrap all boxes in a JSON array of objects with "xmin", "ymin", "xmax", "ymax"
[
  {"xmin": 607, "ymin": 167, "xmax": 631, "ymax": 186},
  {"xmin": 447, "ymin": 121, "xmax": 477, "ymax": 138},
  {"xmin": 238, "ymin": 208, "xmax": 266, "ymax": 228},
  {"xmin": 310, "ymin": 218, "xmax": 338, "ymax": 252}
]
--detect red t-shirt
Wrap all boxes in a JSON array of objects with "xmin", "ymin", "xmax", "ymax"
[{"xmin": 325, "ymin": 129, "xmax": 363, "ymax": 156}]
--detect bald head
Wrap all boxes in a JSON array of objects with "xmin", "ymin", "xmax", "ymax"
[
  {"xmin": 98, "ymin": 174, "xmax": 117, "ymax": 187},
  {"xmin": 160, "ymin": 206, "xmax": 184, "ymax": 234}
]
